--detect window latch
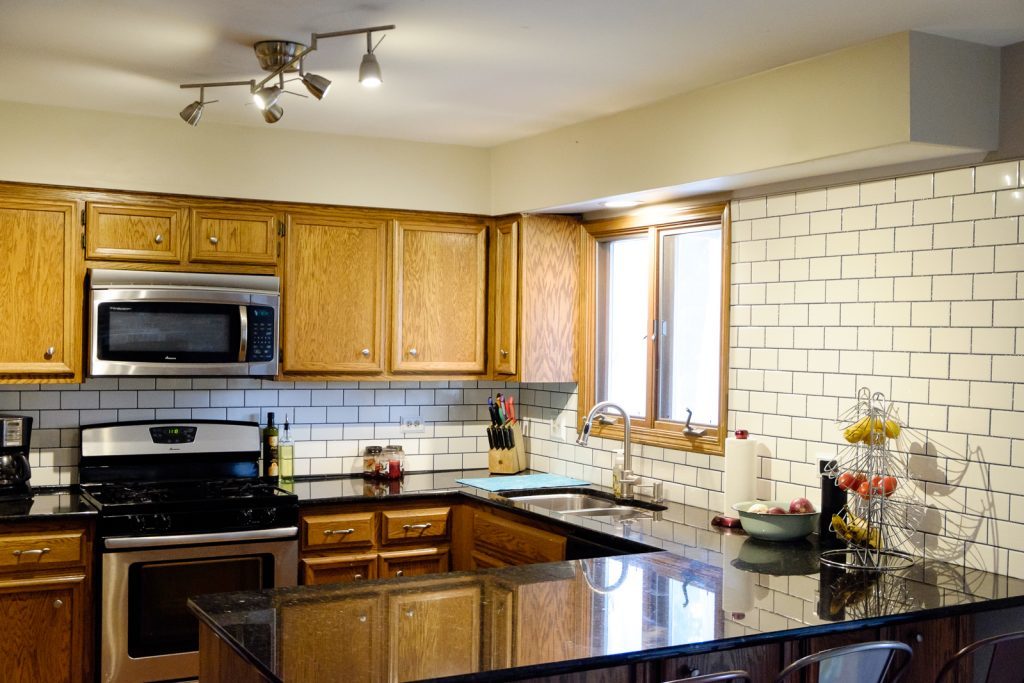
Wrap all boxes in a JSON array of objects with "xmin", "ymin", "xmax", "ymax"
[{"xmin": 683, "ymin": 409, "xmax": 706, "ymax": 437}]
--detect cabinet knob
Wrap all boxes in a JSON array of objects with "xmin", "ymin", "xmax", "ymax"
[
  {"xmin": 396, "ymin": 569, "xmax": 404, "ymax": 577},
  {"xmin": 209, "ymin": 236, "xmax": 219, "ymax": 245},
  {"xmin": 354, "ymin": 573, "xmax": 363, "ymax": 580},
  {"xmin": 154, "ymin": 233, "xmax": 163, "ymax": 244},
  {"xmin": 405, "ymin": 608, "xmax": 414, "ymax": 618},
  {"xmin": 44, "ymin": 346, "xmax": 55, "ymax": 360},
  {"xmin": 500, "ymin": 349, "xmax": 508, "ymax": 358},
  {"xmin": 361, "ymin": 348, "xmax": 370, "ymax": 357},
  {"xmin": 408, "ymin": 348, "xmax": 418, "ymax": 358},
  {"xmin": 915, "ymin": 633, "xmax": 924, "ymax": 643},
  {"xmin": 358, "ymin": 614, "xmax": 367, "ymax": 623},
  {"xmin": 53, "ymin": 599, "xmax": 63, "ymax": 609}
]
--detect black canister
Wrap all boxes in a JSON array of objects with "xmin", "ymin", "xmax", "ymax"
[{"xmin": 818, "ymin": 457, "xmax": 846, "ymax": 549}]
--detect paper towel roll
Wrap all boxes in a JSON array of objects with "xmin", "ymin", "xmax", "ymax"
[
  {"xmin": 723, "ymin": 437, "xmax": 757, "ymax": 516},
  {"xmin": 721, "ymin": 532, "xmax": 754, "ymax": 614}
]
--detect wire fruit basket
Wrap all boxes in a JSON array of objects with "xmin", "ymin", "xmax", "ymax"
[{"xmin": 822, "ymin": 387, "xmax": 920, "ymax": 572}]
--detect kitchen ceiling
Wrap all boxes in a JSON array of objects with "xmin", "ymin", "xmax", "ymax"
[{"xmin": 1, "ymin": 0, "xmax": 1023, "ymax": 148}]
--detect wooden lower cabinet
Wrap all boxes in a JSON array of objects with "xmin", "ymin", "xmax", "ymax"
[
  {"xmin": 656, "ymin": 643, "xmax": 781, "ymax": 682},
  {"xmin": 388, "ymin": 584, "xmax": 481, "ymax": 682},
  {"xmin": 470, "ymin": 508, "xmax": 566, "ymax": 567},
  {"xmin": 882, "ymin": 616, "xmax": 969, "ymax": 683},
  {"xmin": 280, "ymin": 594, "xmax": 383, "ymax": 682},
  {"xmin": 301, "ymin": 551, "xmax": 378, "ymax": 585},
  {"xmin": 0, "ymin": 519, "xmax": 93, "ymax": 683},
  {"xmin": 379, "ymin": 546, "xmax": 449, "ymax": 579}
]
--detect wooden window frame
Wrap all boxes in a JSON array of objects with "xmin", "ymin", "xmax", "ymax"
[{"xmin": 577, "ymin": 201, "xmax": 731, "ymax": 456}]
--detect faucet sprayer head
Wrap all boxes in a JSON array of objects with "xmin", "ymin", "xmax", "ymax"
[{"xmin": 576, "ymin": 420, "xmax": 592, "ymax": 446}]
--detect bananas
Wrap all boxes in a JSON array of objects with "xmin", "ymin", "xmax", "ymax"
[
  {"xmin": 842, "ymin": 416, "xmax": 900, "ymax": 444},
  {"xmin": 831, "ymin": 512, "xmax": 881, "ymax": 549}
]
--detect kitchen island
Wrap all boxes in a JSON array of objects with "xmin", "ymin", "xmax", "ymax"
[{"xmin": 190, "ymin": 475, "xmax": 1024, "ymax": 682}]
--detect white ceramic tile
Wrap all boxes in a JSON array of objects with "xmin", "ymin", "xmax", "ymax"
[
  {"xmin": 825, "ymin": 231, "xmax": 858, "ymax": 256},
  {"xmin": 841, "ymin": 205, "xmax": 875, "ymax": 231},
  {"xmin": 807, "ymin": 303, "xmax": 840, "ymax": 326},
  {"xmin": 875, "ymin": 302, "xmax": 911, "ymax": 326},
  {"xmin": 996, "ymin": 188, "xmax": 1024, "ymax": 218},
  {"xmin": 824, "ymin": 279, "xmax": 858, "ymax": 302},
  {"xmin": 808, "ymin": 256, "xmax": 841, "ymax": 280},
  {"xmin": 736, "ymin": 240, "xmax": 767, "ymax": 262},
  {"xmin": 858, "ymin": 277, "xmax": 894, "ymax": 302},
  {"xmin": 993, "ymin": 300, "xmax": 1024, "ymax": 327},
  {"xmin": 995, "ymin": 244, "xmax": 1024, "ymax": 272},
  {"xmin": 951, "ymin": 246, "xmax": 995, "ymax": 274},
  {"xmin": 992, "ymin": 411, "xmax": 1024, "ymax": 439},
  {"xmin": 859, "ymin": 179, "xmax": 895, "ymax": 205},
  {"xmin": 779, "ymin": 259, "xmax": 810, "ymax": 282},
  {"xmin": 877, "ymin": 201, "xmax": 914, "ymax": 228},
  {"xmin": 795, "ymin": 188, "xmax": 827, "ymax": 213},
  {"xmin": 765, "ymin": 283, "xmax": 795, "ymax": 304},
  {"xmin": 894, "ymin": 225, "xmax": 933, "ymax": 252},
  {"xmin": 912, "ymin": 249, "xmax": 952, "ymax": 276},
  {"xmin": 914, "ymin": 197, "xmax": 954, "ymax": 225},
  {"xmin": 826, "ymin": 184, "xmax": 859, "ymax": 209},
  {"xmin": 953, "ymin": 193, "xmax": 996, "ymax": 221},
  {"xmin": 974, "ymin": 217, "xmax": 1018, "ymax": 246},
  {"xmin": 951, "ymin": 301, "xmax": 993, "ymax": 327},
  {"xmin": 931, "ymin": 274, "xmax": 972, "ymax": 301},
  {"xmin": 932, "ymin": 328, "xmax": 972, "ymax": 353},
  {"xmin": 934, "ymin": 168, "xmax": 975, "ymax": 196},
  {"xmin": 765, "ymin": 237, "xmax": 795, "ymax": 261},
  {"xmin": 751, "ymin": 216, "xmax": 780, "ymax": 240},
  {"xmin": 794, "ymin": 280, "xmax": 824, "ymax": 302},
  {"xmin": 970, "ymin": 381, "xmax": 1014, "ymax": 409},
  {"xmin": 911, "ymin": 302, "xmax": 951, "ymax": 327},
  {"xmin": 974, "ymin": 273, "xmax": 1017, "ymax": 299},
  {"xmin": 779, "ymin": 213, "xmax": 810, "ymax": 237},
  {"xmin": 874, "ymin": 351, "xmax": 910, "ymax": 376},
  {"xmin": 858, "ymin": 327, "xmax": 893, "ymax": 351},
  {"xmin": 809, "ymin": 210, "xmax": 841, "ymax": 234},
  {"xmin": 976, "ymin": 161, "xmax": 1020, "ymax": 192},
  {"xmin": 793, "ymin": 235, "xmax": 826, "ymax": 258},
  {"xmin": 893, "ymin": 276, "xmax": 933, "ymax": 302},
  {"xmin": 875, "ymin": 252, "xmax": 913, "ymax": 277},
  {"xmin": 840, "ymin": 254, "xmax": 874, "ymax": 278},
  {"xmin": 932, "ymin": 221, "xmax": 975, "ymax": 249},
  {"xmin": 896, "ymin": 173, "xmax": 934, "ymax": 201},
  {"xmin": 737, "ymin": 197, "xmax": 767, "ymax": 220},
  {"xmin": 950, "ymin": 354, "xmax": 992, "ymax": 381},
  {"xmin": 766, "ymin": 193, "xmax": 796, "ymax": 217}
]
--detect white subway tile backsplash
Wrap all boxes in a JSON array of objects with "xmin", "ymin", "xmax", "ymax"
[
  {"xmin": 934, "ymin": 168, "xmax": 975, "ymax": 197},
  {"xmin": 952, "ymin": 247, "xmax": 995, "ymax": 274},
  {"xmin": 826, "ymin": 184, "xmax": 860, "ymax": 209},
  {"xmin": 976, "ymin": 162, "xmax": 1019, "ymax": 192},
  {"xmin": 933, "ymin": 221, "xmax": 975, "ymax": 249},
  {"xmin": 995, "ymin": 188, "xmax": 1024, "ymax": 218}
]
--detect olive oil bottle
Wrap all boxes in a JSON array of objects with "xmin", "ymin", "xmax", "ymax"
[
  {"xmin": 278, "ymin": 416, "xmax": 294, "ymax": 490},
  {"xmin": 263, "ymin": 412, "xmax": 279, "ymax": 478}
]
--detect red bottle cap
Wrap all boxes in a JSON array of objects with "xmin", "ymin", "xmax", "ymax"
[{"xmin": 734, "ymin": 429, "xmax": 749, "ymax": 439}]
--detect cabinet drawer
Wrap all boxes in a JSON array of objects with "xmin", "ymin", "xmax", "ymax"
[
  {"xmin": 301, "ymin": 553, "xmax": 378, "ymax": 586},
  {"xmin": 303, "ymin": 512, "xmax": 377, "ymax": 550},
  {"xmin": 381, "ymin": 507, "xmax": 450, "ymax": 545},
  {"xmin": 0, "ymin": 530, "xmax": 85, "ymax": 571},
  {"xmin": 472, "ymin": 511, "xmax": 565, "ymax": 565}
]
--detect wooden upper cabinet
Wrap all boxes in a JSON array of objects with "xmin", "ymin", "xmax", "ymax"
[
  {"xmin": 492, "ymin": 218, "xmax": 519, "ymax": 375},
  {"xmin": 492, "ymin": 214, "xmax": 580, "ymax": 382},
  {"xmin": 392, "ymin": 218, "xmax": 487, "ymax": 374},
  {"xmin": 0, "ymin": 197, "xmax": 80, "ymax": 379},
  {"xmin": 189, "ymin": 206, "xmax": 279, "ymax": 266},
  {"xmin": 283, "ymin": 212, "xmax": 388, "ymax": 375},
  {"xmin": 86, "ymin": 202, "xmax": 183, "ymax": 263}
]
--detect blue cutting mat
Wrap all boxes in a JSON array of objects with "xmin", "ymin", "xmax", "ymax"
[{"xmin": 456, "ymin": 474, "xmax": 589, "ymax": 492}]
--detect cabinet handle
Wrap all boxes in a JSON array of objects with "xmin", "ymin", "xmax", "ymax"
[
  {"xmin": 324, "ymin": 528, "xmax": 355, "ymax": 536},
  {"xmin": 915, "ymin": 633, "xmax": 924, "ymax": 643},
  {"xmin": 500, "ymin": 349, "xmax": 508, "ymax": 358},
  {"xmin": 53, "ymin": 599, "xmax": 63, "ymax": 609},
  {"xmin": 209, "ymin": 236, "xmax": 219, "ymax": 245},
  {"xmin": 408, "ymin": 348, "xmax": 418, "ymax": 358},
  {"xmin": 663, "ymin": 670, "xmax": 700, "ymax": 683},
  {"xmin": 354, "ymin": 573, "xmax": 363, "ymax": 580},
  {"xmin": 44, "ymin": 346, "xmax": 55, "ymax": 359},
  {"xmin": 13, "ymin": 547, "xmax": 50, "ymax": 557},
  {"xmin": 402, "ymin": 523, "xmax": 432, "ymax": 531},
  {"xmin": 396, "ymin": 570, "xmax": 404, "ymax": 577},
  {"xmin": 154, "ymin": 233, "xmax": 163, "ymax": 244},
  {"xmin": 361, "ymin": 348, "xmax": 370, "ymax": 357}
]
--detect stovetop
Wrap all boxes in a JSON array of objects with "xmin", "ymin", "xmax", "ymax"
[{"xmin": 81, "ymin": 478, "xmax": 293, "ymax": 509}]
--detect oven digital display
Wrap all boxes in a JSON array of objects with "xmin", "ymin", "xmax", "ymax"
[{"xmin": 149, "ymin": 426, "xmax": 198, "ymax": 444}]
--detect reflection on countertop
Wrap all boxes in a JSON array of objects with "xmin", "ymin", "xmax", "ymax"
[
  {"xmin": 194, "ymin": 471, "xmax": 1024, "ymax": 682},
  {"xmin": 0, "ymin": 488, "xmax": 97, "ymax": 520}
]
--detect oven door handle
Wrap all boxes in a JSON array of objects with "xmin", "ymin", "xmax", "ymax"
[{"xmin": 104, "ymin": 526, "xmax": 297, "ymax": 550}]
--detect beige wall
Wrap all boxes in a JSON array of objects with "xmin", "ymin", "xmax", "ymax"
[{"xmin": 0, "ymin": 102, "xmax": 492, "ymax": 214}]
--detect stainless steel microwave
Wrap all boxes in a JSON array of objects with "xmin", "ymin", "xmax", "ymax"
[{"xmin": 88, "ymin": 269, "xmax": 280, "ymax": 377}]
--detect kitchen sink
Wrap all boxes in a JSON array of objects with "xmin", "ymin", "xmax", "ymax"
[
  {"xmin": 563, "ymin": 506, "xmax": 654, "ymax": 522},
  {"xmin": 501, "ymin": 492, "xmax": 618, "ymax": 512}
]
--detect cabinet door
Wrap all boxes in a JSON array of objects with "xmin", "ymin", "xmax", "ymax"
[
  {"xmin": 657, "ymin": 642, "xmax": 781, "ymax": 682},
  {"xmin": 378, "ymin": 547, "xmax": 449, "ymax": 579},
  {"xmin": 883, "ymin": 616, "xmax": 967, "ymax": 683},
  {"xmin": 391, "ymin": 219, "xmax": 487, "ymax": 373},
  {"xmin": 472, "ymin": 510, "xmax": 566, "ymax": 566},
  {"xmin": 492, "ymin": 218, "xmax": 519, "ymax": 376},
  {"xmin": 301, "ymin": 552, "xmax": 378, "ymax": 586},
  {"xmin": 281, "ymin": 595, "xmax": 382, "ymax": 682},
  {"xmin": 189, "ymin": 207, "xmax": 278, "ymax": 266},
  {"xmin": 388, "ymin": 585, "xmax": 480, "ymax": 682},
  {"xmin": 283, "ymin": 213, "xmax": 387, "ymax": 374},
  {"xmin": 0, "ymin": 198, "xmax": 79, "ymax": 377},
  {"xmin": 86, "ymin": 202, "xmax": 182, "ymax": 263},
  {"xmin": 0, "ymin": 574, "xmax": 83, "ymax": 683}
]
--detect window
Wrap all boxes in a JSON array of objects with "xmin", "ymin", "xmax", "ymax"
[{"xmin": 580, "ymin": 202, "xmax": 730, "ymax": 454}]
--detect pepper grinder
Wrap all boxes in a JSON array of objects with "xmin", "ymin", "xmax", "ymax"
[{"xmin": 818, "ymin": 457, "xmax": 846, "ymax": 549}]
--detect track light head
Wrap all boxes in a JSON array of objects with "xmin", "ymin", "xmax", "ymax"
[
  {"xmin": 261, "ymin": 102, "xmax": 284, "ymax": 124},
  {"xmin": 179, "ymin": 100, "xmax": 204, "ymax": 126},
  {"xmin": 252, "ymin": 84, "xmax": 282, "ymax": 110},
  {"xmin": 302, "ymin": 72, "xmax": 331, "ymax": 100},
  {"xmin": 359, "ymin": 52, "xmax": 382, "ymax": 88}
]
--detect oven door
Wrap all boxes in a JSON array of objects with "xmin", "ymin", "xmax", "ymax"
[{"xmin": 101, "ymin": 528, "xmax": 297, "ymax": 683}]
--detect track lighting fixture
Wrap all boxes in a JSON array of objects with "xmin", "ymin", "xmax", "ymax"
[{"xmin": 179, "ymin": 24, "xmax": 394, "ymax": 126}]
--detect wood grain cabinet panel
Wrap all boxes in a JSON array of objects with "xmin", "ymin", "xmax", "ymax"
[
  {"xmin": 491, "ymin": 214, "xmax": 580, "ymax": 382},
  {"xmin": 471, "ymin": 509, "xmax": 566, "ymax": 567},
  {"xmin": 882, "ymin": 615, "xmax": 968, "ymax": 683},
  {"xmin": 0, "ymin": 196, "xmax": 80, "ymax": 379},
  {"xmin": 388, "ymin": 584, "xmax": 480, "ymax": 682},
  {"xmin": 189, "ymin": 207, "xmax": 278, "ymax": 266},
  {"xmin": 283, "ymin": 212, "xmax": 388, "ymax": 374},
  {"xmin": 302, "ymin": 511, "xmax": 377, "ymax": 551},
  {"xmin": 380, "ymin": 507, "xmax": 450, "ymax": 545},
  {"xmin": 378, "ymin": 547, "xmax": 450, "ymax": 579},
  {"xmin": 0, "ymin": 576, "xmax": 81, "ymax": 683},
  {"xmin": 301, "ymin": 552, "xmax": 378, "ymax": 586},
  {"xmin": 392, "ymin": 218, "xmax": 488, "ymax": 374},
  {"xmin": 86, "ymin": 202, "xmax": 183, "ymax": 263},
  {"xmin": 281, "ymin": 595, "xmax": 383, "ymax": 683},
  {"xmin": 0, "ymin": 530, "xmax": 85, "ymax": 572}
]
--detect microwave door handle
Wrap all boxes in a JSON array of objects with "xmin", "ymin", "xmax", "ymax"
[{"xmin": 238, "ymin": 305, "xmax": 248, "ymax": 362}]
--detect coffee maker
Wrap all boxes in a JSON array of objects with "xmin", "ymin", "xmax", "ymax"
[{"xmin": 0, "ymin": 415, "xmax": 32, "ymax": 500}]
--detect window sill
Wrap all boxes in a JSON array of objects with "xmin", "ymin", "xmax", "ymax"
[{"xmin": 585, "ymin": 422, "xmax": 724, "ymax": 457}]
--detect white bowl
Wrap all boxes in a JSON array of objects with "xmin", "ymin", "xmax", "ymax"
[{"xmin": 731, "ymin": 500, "xmax": 819, "ymax": 542}]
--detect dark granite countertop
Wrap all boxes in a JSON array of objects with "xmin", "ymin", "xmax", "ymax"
[
  {"xmin": 192, "ymin": 472, "xmax": 1024, "ymax": 682},
  {"xmin": 0, "ymin": 488, "xmax": 97, "ymax": 521}
]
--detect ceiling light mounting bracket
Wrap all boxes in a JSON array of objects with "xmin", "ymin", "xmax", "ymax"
[{"xmin": 178, "ymin": 23, "xmax": 395, "ymax": 126}]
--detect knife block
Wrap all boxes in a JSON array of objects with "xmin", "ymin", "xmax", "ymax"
[{"xmin": 488, "ymin": 422, "xmax": 527, "ymax": 474}]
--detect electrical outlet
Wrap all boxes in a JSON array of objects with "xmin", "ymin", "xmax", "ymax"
[
  {"xmin": 551, "ymin": 416, "xmax": 565, "ymax": 442},
  {"xmin": 399, "ymin": 415, "xmax": 425, "ymax": 434}
]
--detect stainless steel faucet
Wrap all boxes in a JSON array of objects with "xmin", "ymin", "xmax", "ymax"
[{"xmin": 577, "ymin": 400, "xmax": 662, "ymax": 501}]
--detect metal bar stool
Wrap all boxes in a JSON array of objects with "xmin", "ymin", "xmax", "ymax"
[
  {"xmin": 664, "ymin": 672, "xmax": 751, "ymax": 683},
  {"xmin": 934, "ymin": 630, "xmax": 1024, "ymax": 683},
  {"xmin": 774, "ymin": 640, "xmax": 913, "ymax": 683}
]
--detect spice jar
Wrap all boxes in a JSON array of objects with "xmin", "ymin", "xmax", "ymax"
[
  {"xmin": 381, "ymin": 445, "xmax": 404, "ymax": 480},
  {"xmin": 362, "ymin": 446, "xmax": 383, "ymax": 478}
]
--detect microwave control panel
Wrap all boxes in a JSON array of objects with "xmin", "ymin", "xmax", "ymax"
[{"xmin": 246, "ymin": 306, "xmax": 276, "ymax": 362}]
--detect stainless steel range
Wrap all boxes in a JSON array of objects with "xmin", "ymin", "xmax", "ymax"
[{"xmin": 79, "ymin": 420, "xmax": 298, "ymax": 683}]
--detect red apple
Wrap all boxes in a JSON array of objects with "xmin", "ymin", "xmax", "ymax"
[
  {"xmin": 789, "ymin": 497, "xmax": 815, "ymax": 514},
  {"xmin": 767, "ymin": 506, "xmax": 787, "ymax": 515}
]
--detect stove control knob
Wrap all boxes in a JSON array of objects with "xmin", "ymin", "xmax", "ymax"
[
  {"xmin": 138, "ymin": 514, "xmax": 171, "ymax": 532},
  {"xmin": 260, "ymin": 507, "xmax": 278, "ymax": 524},
  {"xmin": 239, "ymin": 508, "xmax": 255, "ymax": 526}
]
